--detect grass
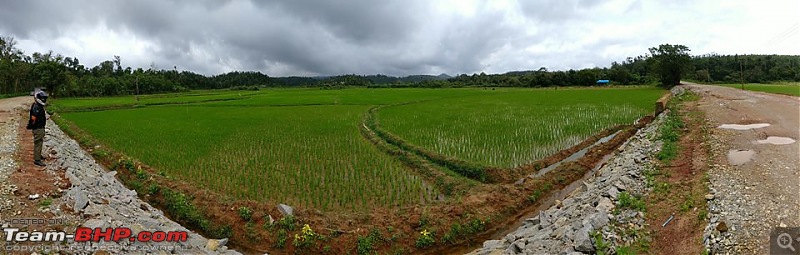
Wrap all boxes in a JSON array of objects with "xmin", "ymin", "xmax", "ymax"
[
  {"xmin": 378, "ymin": 87, "xmax": 664, "ymax": 168},
  {"xmin": 49, "ymin": 89, "xmax": 261, "ymax": 112},
  {"xmin": 528, "ymin": 183, "xmax": 554, "ymax": 203},
  {"xmin": 618, "ymin": 191, "xmax": 646, "ymax": 211},
  {"xmin": 440, "ymin": 218, "xmax": 487, "ymax": 244},
  {"xmin": 356, "ymin": 229, "xmax": 384, "ymax": 255},
  {"xmin": 591, "ymin": 230, "xmax": 611, "ymax": 255},
  {"xmin": 717, "ymin": 82, "xmax": 800, "ymax": 97},
  {"xmin": 656, "ymin": 91, "xmax": 698, "ymax": 163}
]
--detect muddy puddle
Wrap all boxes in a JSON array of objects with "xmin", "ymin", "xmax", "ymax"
[
  {"xmin": 718, "ymin": 123, "xmax": 770, "ymax": 130},
  {"xmin": 754, "ymin": 136, "xmax": 796, "ymax": 145},
  {"xmin": 727, "ymin": 149, "xmax": 755, "ymax": 166},
  {"xmin": 532, "ymin": 131, "xmax": 621, "ymax": 178}
]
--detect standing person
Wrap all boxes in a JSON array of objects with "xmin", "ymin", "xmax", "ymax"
[{"xmin": 27, "ymin": 90, "xmax": 48, "ymax": 167}]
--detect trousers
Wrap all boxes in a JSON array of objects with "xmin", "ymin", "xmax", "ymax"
[{"xmin": 33, "ymin": 128, "xmax": 45, "ymax": 162}]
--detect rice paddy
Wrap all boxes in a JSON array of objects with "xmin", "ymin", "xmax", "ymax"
[{"xmin": 55, "ymin": 86, "xmax": 665, "ymax": 211}]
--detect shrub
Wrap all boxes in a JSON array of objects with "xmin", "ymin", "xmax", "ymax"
[
  {"xmin": 276, "ymin": 229, "xmax": 287, "ymax": 248},
  {"xmin": 415, "ymin": 229, "xmax": 435, "ymax": 248},
  {"xmin": 277, "ymin": 215, "xmax": 296, "ymax": 231},
  {"xmin": 356, "ymin": 228, "xmax": 383, "ymax": 255},
  {"xmin": 238, "ymin": 207, "xmax": 253, "ymax": 221},
  {"xmin": 293, "ymin": 224, "xmax": 317, "ymax": 248}
]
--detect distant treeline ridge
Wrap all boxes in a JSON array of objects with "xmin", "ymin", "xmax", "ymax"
[{"xmin": 1, "ymin": 36, "xmax": 798, "ymax": 97}]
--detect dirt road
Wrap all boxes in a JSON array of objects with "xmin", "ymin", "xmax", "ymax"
[
  {"xmin": 685, "ymin": 83, "xmax": 799, "ymax": 254},
  {"xmin": 0, "ymin": 96, "xmax": 29, "ymax": 113}
]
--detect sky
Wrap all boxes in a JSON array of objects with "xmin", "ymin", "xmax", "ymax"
[{"xmin": 1, "ymin": 0, "xmax": 798, "ymax": 77}]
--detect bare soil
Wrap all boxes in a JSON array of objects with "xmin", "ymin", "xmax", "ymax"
[
  {"xmin": 645, "ymin": 92, "xmax": 707, "ymax": 255},
  {"xmin": 0, "ymin": 97, "xmax": 72, "ymax": 254}
]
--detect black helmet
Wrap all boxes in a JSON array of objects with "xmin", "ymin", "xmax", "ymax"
[{"xmin": 35, "ymin": 91, "xmax": 48, "ymax": 103}]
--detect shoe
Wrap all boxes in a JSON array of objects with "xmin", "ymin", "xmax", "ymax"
[{"xmin": 34, "ymin": 161, "xmax": 46, "ymax": 167}]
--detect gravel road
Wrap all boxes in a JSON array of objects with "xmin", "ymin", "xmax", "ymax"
[{"xmin": 685, "ymin": 83, "xmax": 799, "ymax": 254}]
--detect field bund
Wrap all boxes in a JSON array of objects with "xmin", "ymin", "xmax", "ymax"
[{"xmin": 52, "ymin": 87, "xmax": 666, "ymax": 253}]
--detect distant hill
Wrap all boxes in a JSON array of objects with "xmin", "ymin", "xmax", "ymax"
[{"xmin": 274, "ymin": 73, "xmax": 452, "ymax": 86}]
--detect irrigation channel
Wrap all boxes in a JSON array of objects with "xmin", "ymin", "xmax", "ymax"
[{"xmin": 431, "ymin": 115, "xmax": 654, "ymax": 255}]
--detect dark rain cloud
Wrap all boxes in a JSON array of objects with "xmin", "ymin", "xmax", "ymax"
[{"xmin": 1, "ymin": 0, "xmax": 550, "ymax": 76}]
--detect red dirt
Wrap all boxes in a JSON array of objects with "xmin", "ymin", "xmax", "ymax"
[
  {"xmin": 0, "ymin": 111, "xmax": 72, "ymax": 254},
  {"xmin": 644, "ymin": 97, "xmax": 706, "ymax": 255}
]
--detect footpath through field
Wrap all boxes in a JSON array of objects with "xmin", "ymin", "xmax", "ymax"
[{"xmin": 684, "ymin": 83, "xmax": 800, "ymax": 254}]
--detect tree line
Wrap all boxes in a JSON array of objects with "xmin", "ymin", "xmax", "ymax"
[{"xmin": 2, "ymin": 36, "xmax": 798, "ymax": 97}]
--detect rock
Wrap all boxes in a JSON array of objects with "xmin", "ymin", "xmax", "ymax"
[
  {"xmin": 574, "ymin": 226, "xmax": 595, "ymax": 253},
  {"xmin": 524, "ymin": 217, "xmax": 540, "ymax": 225},
  {"xmin": 483, "ymin": 240, "xmax": 503, "ymax": 249},
  {"xmin": 218, "ymin": 238, "xmax": 229, "ymax": 247},
  {"xmin": 555, "ymin": 199, "xmax": 562, "ymax": 208},
  {"xmin": 28, "ymin": 194, "xmax": 40, "ymax": 200},
  {"xmin": 277, "ymin": 204, "xmax": 293, "ymax": 217},
  {"xmin": 538, "ymin": 211, "xmax": 552, "ymax": 229},
  {"xmin": 588, "ymin": 212, "xmax": 609, "ymax": 229},
  {"xmin": 131, "ymin": 224, "xmax": 145, "ymax": 234},
  {"xmin": 780, "ymin": 223, "xmax": 787, "ymax": 228},
  {"xmin": 613, "ymin": 181, "xmax": 626, "ymax": 191},
  {"xmin": 74, "ymin": 190, "xmax": 89, "ymax": 210},
  {"xmin": 716, "ymin": 221, "xmax": 728, "ymax": 232},
  {"xmin": 504, "ymin": 233, "xmax": 517, "ymax": 243},
  {"xmin": 207, "ymin": 239, "xmax": 220, "ymax": 251},
  {"xmin": 508, "ymin": 239, "xmax": 525, "ymax": 254},
  {"xmin": 705, "ymin": 194, "xmax": 715, "ymax": 200},
  {"xmin": 620, "ymin": 176, "xmax": 634, "ymax": 186},
  {"xmin": 532, "ymin": 228, "xmax": 554, "ymax": 240},
  {"xmin": 83, "ymin": 218, "xmax": 105, "ymax": 229},
  {"xmin": 606, "ymin": 186, "xmax": 619, "ymax": 200},
  {"xmin": 596, "ymin": 197, "xmax": 614, "ymax": 213},
  {"xmin": 553, "ymin": 225, "xmax": 570, "ymax": 240}
]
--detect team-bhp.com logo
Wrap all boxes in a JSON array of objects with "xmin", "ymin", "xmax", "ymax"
[{"xmin": 4, "ymin": 227, "xmax": 188, "ymax": 242}]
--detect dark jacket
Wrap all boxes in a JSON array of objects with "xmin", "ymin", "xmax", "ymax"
[{"xmin": 28, "ymin": 103, "xmax": 46, "ymax": 130}]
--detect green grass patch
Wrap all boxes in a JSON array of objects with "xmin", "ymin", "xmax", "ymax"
[
  {"xmin": 717, "ymin": 82, "xmax": 800, "ymax": 97},
  {"xmin": 618, "ymin": 191, "xmax": 646, "ymax": 211},
  {"xmin": 528, "ymin": 183, "xmax": 554, "ymax": 203},
  {"xmin": 440, "ymin": 218, "xmax": 488, "ymax": 244},
  {"xmin": 49, "ymin": 89, "xmax": 260, "ymax": 112},
  {"xmin": 656, "ymin": 91, "xmax": 697, "ymax": 163}
]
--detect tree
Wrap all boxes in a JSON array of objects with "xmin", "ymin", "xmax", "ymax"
[{"xmin": 649, "ymin": 44, "xmax": 691, "ymax": 88}]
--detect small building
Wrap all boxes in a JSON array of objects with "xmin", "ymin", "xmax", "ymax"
[{"xmin": 596, "ymin": 80, "xmax": 610, "ymax": 86}]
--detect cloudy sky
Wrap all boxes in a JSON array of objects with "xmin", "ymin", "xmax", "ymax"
[{"xmin": 1, "ymin": 0, "xmax": 798, "ymax": 77}]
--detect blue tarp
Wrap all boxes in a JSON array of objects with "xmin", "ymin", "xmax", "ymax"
[{"xmin": 596, "ymin": 80, "xmax": 610, "ymax": 84}]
